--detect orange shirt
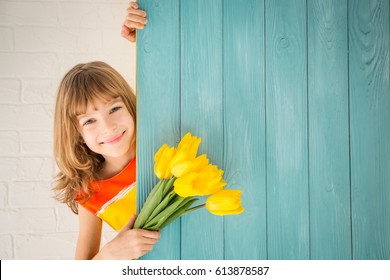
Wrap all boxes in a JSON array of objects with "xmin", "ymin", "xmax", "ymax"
[{"xmin": 78, "ymin": 157, "xmax": 137, "ymax": 231}]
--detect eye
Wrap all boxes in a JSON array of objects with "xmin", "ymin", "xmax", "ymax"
[
  {"xmin": 110, "ymin": 106, "xmax": 121, "ymax": 113},
  {"xmin": 83, "ymin": 119, "xmax": 95, "ymax": 126}
]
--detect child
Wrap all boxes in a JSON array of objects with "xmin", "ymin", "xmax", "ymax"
[
  {"xmin": 53, "ymin": 61, "xmax": 160, "ymax": 259},
  {"xmin": 54, "ymin": 2, "xmax": 152, "ymax": 259}
]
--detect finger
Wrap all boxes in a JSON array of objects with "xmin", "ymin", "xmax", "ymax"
[
  {"xmin": 139, "ymin": 229, "xmax": 161, "ymax": 239},
  {"xmin": 126, "ymin": 14, "xmax": 148, "ymax": 25},
  {"xmin": 130, "ymin": 228, "xmax": 161, "ymax": 240},
  {"xmin": 141, "ymin": 244, "xmax": 155, "ymax": 251},
  {"xmin": 121, "ymin": 25, "xmax": 130, "ymax": 36},
  {"xmin": 138, "ymin": 234, "xmax": 161, "ymax": 244},
  {"xmin": 121, "ymin": 25, "xmax": 135, "ymax": 37},
  {"xmin": 128, "ymin": 1, "xmax": 139, "ymax": 10},
  {"xmin": 124, "ymin": 20, "xmax": 145, "ymax": 30},
  {"xmin": 120, "ymin": 214, "xmax": 136, "ymax": 232},
  {"xmin": 127, "ymin": 7, "xmax": 147, "ymax": 18},
  {"xmin": 121, "ymin": 28, "xmax": 136, "ymax": 42}
]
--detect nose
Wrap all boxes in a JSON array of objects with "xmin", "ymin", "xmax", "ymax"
[{"xmin": 100, "ymin": 116, "xmax": 117, "ymax": 134}]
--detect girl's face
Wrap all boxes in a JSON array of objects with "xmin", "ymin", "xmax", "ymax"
[{"xmin": 77, "ymin": 96, "xmax": 135, "ymax": 164}]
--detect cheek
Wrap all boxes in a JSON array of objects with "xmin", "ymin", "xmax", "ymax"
[
  {"xmin": 79, "ymin": 129, "xmax": 95, "ymax": 145},
  {"xmin": 124, "ymin": 114, "xmax": 135, "ymax": 132}
]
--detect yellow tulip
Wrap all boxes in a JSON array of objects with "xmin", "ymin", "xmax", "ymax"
[
  {"xmin": 206, "ymin": 190, "xmax": 244, "ymax": 216},
  {"xmin": 173, "ymin": 163, "xmax": 226, "ymax": 197},
  {"xmin": 169, "ymin": 133, "xmax": 203, "ymax": 177},
  {"xmin": 177, "ymin": 132, "xmax": 201, "ymax": 159},
  {"xmin": 171, "ymin": 154, "xmax": 209, "ymax": 178},
  {"xmin": 136, "ymin": 133, "xmax": 245, "ymax": 231},
  {"xmin": 154, "ymin": 144, "xmax": 176, "ymax": 179}
]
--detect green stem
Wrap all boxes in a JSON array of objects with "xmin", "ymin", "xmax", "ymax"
[{"xmin": 183, "ymin": 203, "xmax": 205, "ymax": 215}]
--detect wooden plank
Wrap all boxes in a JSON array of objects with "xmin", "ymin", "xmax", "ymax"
[
  {"xmin": 349, "ymin": 0, "xmax": 390, "ymax": 259},
  {"xmin": 266, "ymin": 0, "xmax": 310, "ymax": 259},
  {"xmin": 180, "ymin": 0, "xmax": 224, "ymax": 259},
  {"xmin": 308, "ymin": 0, "xmax": 352, "ymax": 259},
  {"xmin": 136, "ymin": 0, "xmax": 181, "ymax": 260},
  {"xmin": 223, "ymin": 0, "xmax": 267, "ymax": 259}
]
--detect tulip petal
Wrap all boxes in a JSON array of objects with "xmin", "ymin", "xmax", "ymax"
[
  {"xmin": 173, "ymin": 173, "xmax": 198, "ymax": 197},
  {"xmin": 208, "ymin": 206, "xmax": 245, "ymax": 216},
  {"xmin": 205, "ymin": 189, "xmax": 244, "ymax": 216}
]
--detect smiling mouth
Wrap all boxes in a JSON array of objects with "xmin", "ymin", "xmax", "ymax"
[{"xmin": 100, "ymin": 131, "xmax": 125, "ymax": 145}]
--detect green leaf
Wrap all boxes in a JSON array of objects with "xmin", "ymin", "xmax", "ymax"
[
  {"xmin": 142, "ymin": 196, "xmax": 187, "ymax": 230},
  {"xmin": 159, "ymin": 198, "xmax": 198, "ymax": 230},
  {"xmin": 144, "ymin": 189, "xmax": 177, "ymax": 225},
  {"xmin": 161, "ymin": 177, "xmax": 176, "ymax": 198},
  {"xmin": 134, "ymin": 179, "xmax": 167, "ymax": 228},
  {"xmin": 143, "ymin": 197, "xmax": 198, "ymax": 231}
]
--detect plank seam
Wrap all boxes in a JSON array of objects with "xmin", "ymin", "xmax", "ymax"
[
  {"xmin": 306, "ymin": 0, "xmax": 312, "ymax": 260},
  {"xmin": 264, "ymin": 0, "xmax": 269, "ymax": 261},
  {"xmin": 347, "ymin": 0, "xmax": 354, "ymax": 260}
]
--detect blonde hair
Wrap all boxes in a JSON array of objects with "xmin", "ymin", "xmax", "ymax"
[{"xmin": 53, "ymin": 61, "xmax": 136, "ymax": 214}]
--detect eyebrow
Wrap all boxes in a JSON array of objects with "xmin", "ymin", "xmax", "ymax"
[{"xmin": 76, "ymin": 97, "xmax": 122, "ymax": 120}]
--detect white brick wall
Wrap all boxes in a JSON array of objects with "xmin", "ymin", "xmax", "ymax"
[{"xmin": 0, "ymin": 0, "xmax": 136, "ymax": 259}]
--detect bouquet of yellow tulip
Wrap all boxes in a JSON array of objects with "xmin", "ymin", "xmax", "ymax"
[{"xmin": 134, "ymin": 133, "xmax": 244, "ymax": 231}]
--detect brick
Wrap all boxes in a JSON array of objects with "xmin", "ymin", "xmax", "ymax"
[
  {"xmin": 0, "ymin": 182, "xmax": 8, "ymax": 208},
  {"xmin": 15, "ymin": 27, "xmax": 102, "ymax": 53},
  {"xmin": 9, "ymin": 181, "xmax": 56, "ymax": 208},
  {"xmin": 0, "ymin": 131, "xmax": 19, "ymax": 155},
  {"xmin": 20, "ymin": 131, "xmax": 53, "ymax": 155},
  {"xmin": 22, "ymin": 79, "xmax": 58, "ymax": 105},
  {"xmin": 0, "ymin": 2, "xmax": 59, "ymax": 27},
  {"xmin": 17, "ymin": 157, "xmax": 54, "ymax": 181},
  {"xmin": 55, "ymin": 206, "xmax": 79, "ymax": 233},
  {"xmin": 0, "ymin": 208, "xmax": 56, "ymax": 234},
  {"xmin": 102, "ymin": 28, "xmax": 137, "ymax": 85},
  {"xmin": 59, "ymin": 3, "xmax": 123, "ymax": 28},
  {"xmin": 0, "ymin": 53, "xmax": 60, "ymax": 78},
  {"xmin": 0, "ymin": 104, "xmax": 53, "ymax": 130},
  {"xmin": 0, "ymin": 235, "xmax": 13, "ymax": 259},
  {"xmin": 14, "ymin": 232, "xmax": 78, "ymax": 259},
  {"xmin": 0, "ymin": 27, "xmax": 13, "ymax": 51},
  {"xmin": 0, "ymin": 157, "xmax": 54, "ymax": 181},
  {"xmin": 0, "ymin": 79, "xmax": 21, "ymax": 104},
  {"xmin": 102, "ymin": 28, "xmax": 132, "ymax": 53},
  {"xmin": 0, "ymin": 158, "xmax": 18, "ymax": 181}
]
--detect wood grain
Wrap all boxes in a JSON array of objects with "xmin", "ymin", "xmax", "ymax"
[
  {"xmin": 136, "ymin": 0, "xmax": 181, "ymax": 260},
  {"xmin": 266, "ymin": 0, "xmax": 310, "ymax": 259},
  {"xmin": 180, "ymin": 0, "xmax": 224, "ymax": 260},
  {"xmin": 223, "ymin": 0, "xmax": 267, "ymax": 260},
  {"xmin": 136, "ymin": 0, "xmax": 390, "ymax": 260},
  {"xmin": 349, "ymin": 0, "xmax": 390, "ymax": 259},
  {"xmin": 308, "ymin": 0, "xmax": 352, "ymax": 259}
]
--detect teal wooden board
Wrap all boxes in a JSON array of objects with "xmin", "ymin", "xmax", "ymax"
[
  {"xmin": 308, "ymin": 0, "xmax": 352, "ymax": 259},
  {"xmin": 349, "ymin": 0, "xmax": 390, "ymax": 259},
  {"xmin": 136, "ymin": 0, "xmax": 390, "ymax": 260},
  {"xmin": 180, "ymin": 0, "xmax": 224, "ymax": 260},
  {"xmin": 265, "ymin": 0, "xmax": 310, "ymax": 259},
  {"xmin": 223, "ymin": 0, "xmax": 267, "ymax": 260},
  {"xmin": 136, "ymin": 0, "xmax": 181, "ymax": 260}
]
